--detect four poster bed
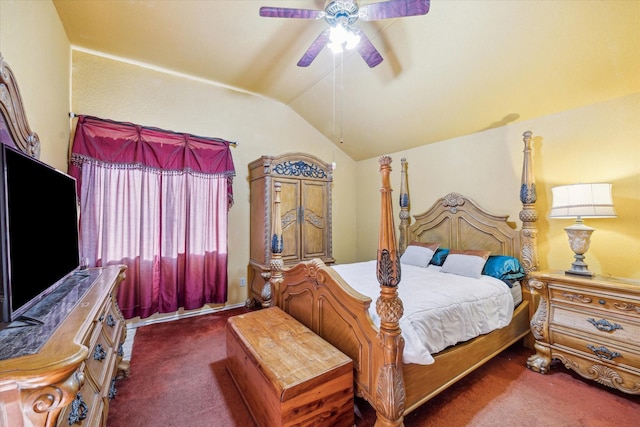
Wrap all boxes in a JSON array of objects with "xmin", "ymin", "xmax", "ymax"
[{"xmin": 265, "ymin": 132, "xmax": 540, "ymax": 427}]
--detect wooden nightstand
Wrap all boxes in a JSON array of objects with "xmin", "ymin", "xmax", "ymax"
[{"xmin": 526, "ymin": 270, "xmax": 640, "ymax": 394}]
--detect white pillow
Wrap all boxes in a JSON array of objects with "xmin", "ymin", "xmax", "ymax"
[
  {"xmin": 400, "ymin": 245, "xmax": 436, "ymax": 267},
  {"xmin": 440, "ymin": 250, "xmax": 491, "ymax": 279}
]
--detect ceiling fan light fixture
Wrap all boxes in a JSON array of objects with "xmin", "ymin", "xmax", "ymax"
[
  {"xmin": 328, "ymin": 23, "xmax": 360, "ymax": 53},
  {"xmin": 345, "ymin": 29, "xmax": 361, "ymax": 50}
]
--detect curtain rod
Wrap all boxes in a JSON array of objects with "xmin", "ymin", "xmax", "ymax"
[{"xmin": 69, "ymin": 112, "xmax": 238, "ymax": 147}]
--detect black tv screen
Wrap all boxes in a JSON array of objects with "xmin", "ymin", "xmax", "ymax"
[{"xmin": 0, "ymin": 144, "xmax": 80, "ymax": 324}]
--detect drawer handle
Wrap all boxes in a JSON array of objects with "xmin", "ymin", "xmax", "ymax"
[
  {"xmin": 118, "ymin": 343, "xmax": 124, "ymax": 357},
  {"xmin": 107, "ymin": 314, "xmax": 116, "ymax": 327},
  {"xmin": 109, "ymin": 377, "xmax": 118, "ymax": 400},
  {"xmin": 599, "ymin": 299, "xmax": 606, "ymax": 305},
  {"xmin": 93, "ymin": 344, "xmax": 107, "ymax": 361},
  {"xmin": 587, "ymin": 318, "xmax": 623, "ymax": 332},
  {"xmin": 68, "ymin": 392, "xmax": 88, "ymax": 425},
  {"xmin": 587, "ymin": 344, "xmax": 622, "ymax": 360}
]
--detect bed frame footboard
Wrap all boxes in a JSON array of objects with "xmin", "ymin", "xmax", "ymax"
[{"xmin": 274, "ymin": 259, "xmax": 383, "ymax": 411}]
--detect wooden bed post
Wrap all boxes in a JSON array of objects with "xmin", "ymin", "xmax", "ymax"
[
  {"xmin": 398, "ymin": 158, "xmax": 410, "ymax": 255},
  {"xmin": 375, "ymin": 156, "xmax": 405, "ymax": 427},
  {"xmin": 263, "ymin": 182, "xmax": 284, "ymax": 308},
  {"xmin": 519, "ymin": 131, "xmax": 540, "ymax": 349},
  {"xmin": 519, "ymin": 131, "xmax": 539, "ymax": 274}
]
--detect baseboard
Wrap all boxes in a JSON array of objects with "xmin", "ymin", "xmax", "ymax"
[{"xmin": 125, "ymin": 302, "xmax": 247, "ymax": 330}]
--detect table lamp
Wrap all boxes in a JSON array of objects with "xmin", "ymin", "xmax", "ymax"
[{"xmin": 549, "ymin": 183, "xmax": 616, "ymax": 277}]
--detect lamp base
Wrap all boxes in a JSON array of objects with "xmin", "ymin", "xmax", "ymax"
[
  {"xmin": 565, "ymin": 267, "xmax": 595, "ymax": 278},
  {"xmin": 564, "ymin": 222, "xmax": 595, "ymax": 278},
  {"xmin": 566, "ymin": 253, "xmax": 595, "ymax": 277}
]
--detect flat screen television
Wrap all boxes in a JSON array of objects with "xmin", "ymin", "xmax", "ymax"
[{"xmin": 0, "ymin": 144, "xmax": 81, "ymax": 325}]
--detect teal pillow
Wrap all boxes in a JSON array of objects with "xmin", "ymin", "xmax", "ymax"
[
  {"xmin": 429, "ymin": 248, "xmax": 450, "ymax": 266},
  {"xmin": 482, "ymin": 255, "xmax": 526, "ymax": 283}
]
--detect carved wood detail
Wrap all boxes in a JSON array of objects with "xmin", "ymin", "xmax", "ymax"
[
  {"xmin": 519, "ymin": 131, "xmax": 539, "ymax": 276},
  {"xmin": 374, "ymin": 156, "xmax": 404, "ymax": 427},
  {"xmin": 265, "ymin": 182, "xmax": 284, "ymax": 308},
  {"xmin": 398, "ymin": 158, "xmax": 410, "ymax": 255},
  {"xmin": 0, "ymin": 55, "xmax": 41, "ymax": 158}
]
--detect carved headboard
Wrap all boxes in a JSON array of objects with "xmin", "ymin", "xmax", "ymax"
[
  {"xmin": 406, "ymin": 192, "xmax": 521, "ymax": 259},
  {"xmin": 398, "ymin": 131, "xmax": 539, "ymax": 274},
  {"xmin": 0, "ymin": 55, "xmax": 41, "ymax": 158}
]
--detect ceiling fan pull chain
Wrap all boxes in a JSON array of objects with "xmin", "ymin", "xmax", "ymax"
[
  {"xmin": 332, "ymin": 53, "xmax": 337, "ymax": 139},
  {"xmin": 340, "ymin": 52, "xmax": 344, "ymax": 144}
]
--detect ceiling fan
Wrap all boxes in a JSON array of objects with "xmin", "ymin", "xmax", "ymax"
[{"xmin": 259, "ymin": 0, "xmax": 430, "ymax": 68}]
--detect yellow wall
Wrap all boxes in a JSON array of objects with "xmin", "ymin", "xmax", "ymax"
[
  {"xmin": 2, "ymin": 0, "xmax": 638, "ymax": 318},
  {"xmin": 0, "ymin": 0, "xmax": 71, "ymax": 171},
  {"xmin": 70, "ymin": 51, "xmax": 358, "ymax": 307},
  {"xmin": 0, "ymin": 1, "xmax": 358, "ymax": 310},
  {"xmin": 356, "ymin": 93, "xmax": 640, "ymax": 280}
]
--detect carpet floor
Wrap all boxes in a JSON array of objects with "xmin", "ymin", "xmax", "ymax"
[{"xmin": 106, "ymin": 307, "xmax": 639, "ymax": 427}]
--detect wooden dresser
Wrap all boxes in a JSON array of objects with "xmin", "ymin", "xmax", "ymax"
[
  {"xmin": 0, "ymin": 265, "xmax": 127, "ymax": 427},
  {"xmin": 527, "ymin": 270, "xmax": 640, "ymax": 394},
  {"xmin": 248, "ymin": 153, "xmax": 334, "ymax": 306}
]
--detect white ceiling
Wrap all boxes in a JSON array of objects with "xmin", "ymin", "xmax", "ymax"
[{"xmin": 53, "ymin": 0, "xmax": 640, "ymax": 161}]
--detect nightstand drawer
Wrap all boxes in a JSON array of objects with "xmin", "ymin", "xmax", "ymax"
[
  {"xmin": 549, "ymin": 284, "xmax": 640, "ymax": 321},
  {"xmin": 551, "ymin": 306, "xmax": 640, "ymax": 346},
  {"xmin": 550, "ymin": 329, "xmax": 640, "ymax": 370}
]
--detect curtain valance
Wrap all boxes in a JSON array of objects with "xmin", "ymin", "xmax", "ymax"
[{"xmin": 69, "ymin": 115, "xmax": 236, "ymax": 206}]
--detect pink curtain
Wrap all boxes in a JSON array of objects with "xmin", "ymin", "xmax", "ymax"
[{"xmin": 69, "ymin": 116, "xmax": 235, "ymax": 319}]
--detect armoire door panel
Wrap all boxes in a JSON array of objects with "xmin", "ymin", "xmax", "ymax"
[
  {"xmin": 279, "ymin": 179, "xmax": 301, "ymax": 261},
  {"xmin": 301, "ymin": 181, "xmax": 327, "ymax": 259}
]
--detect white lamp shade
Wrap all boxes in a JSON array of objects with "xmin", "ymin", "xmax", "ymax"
[{"xmin": 549, "ymin": 183, "xmax": 617, "ymax": 219}]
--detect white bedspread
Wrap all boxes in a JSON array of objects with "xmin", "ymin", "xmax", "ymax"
[{"xmin": 331, "ymin": 261, "xmax": 514, "ymax": 365}]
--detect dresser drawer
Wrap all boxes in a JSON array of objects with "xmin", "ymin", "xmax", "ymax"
[
  {"xmin": 548, "ymin": 283, "xmax": 640, "ymax": 321},
  {"xmin": 551, "ymin": 306, "xmax": 640, "ymax": 346},
  {"xmin": 85, "ymin": 324, "xmax": 118, "ymax": 393},
  {"xmin": 100, "ymin": 299, "xmax": 124, "ymax": 347},
  {"xmin": 550, "ymin": 328, "xmax": 640, "ymax": 370},
  {"xmin": 57, "ymin": 367, "xmax": 104, "ymax": 427}
]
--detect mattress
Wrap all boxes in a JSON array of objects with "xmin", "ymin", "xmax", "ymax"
[
  {"xmin": 510, "ymin": 280, "xmax": 523, "ymax": 307},
  {"xmin": 332, "ymin": 262, "xmax": 515, "ymax": 365}
]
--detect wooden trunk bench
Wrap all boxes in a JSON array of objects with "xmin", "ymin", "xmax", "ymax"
[{"xmin": 226, "ymin": 306, "xmax": 354, "ymax": 427}]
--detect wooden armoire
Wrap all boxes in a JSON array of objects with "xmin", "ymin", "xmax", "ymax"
[{"xmin": 248, "ymin": 153, "xmax": 334, "ymax": 306}]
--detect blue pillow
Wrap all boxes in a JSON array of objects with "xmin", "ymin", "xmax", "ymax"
[
  {"xmin": 429, "ymin": 248, "xmax": 450, "ymax": 266},
  {"xmin": 482, "ymin": 255, "xmax": 526, "ymax": 284}
]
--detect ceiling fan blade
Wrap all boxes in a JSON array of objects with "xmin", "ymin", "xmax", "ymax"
[
  {"xmin": 353, "ymin": 28, "xmax": 384, "ymax": 68},
  {"xmin": 359, "ymin": 0, "xmax": 430, "ymax": 21},
  {"xmin": 297, "ymin": 29, "xmax": 331, "ymax": 67},
  {"xmin": 259, "ymin": 6, "xmax": 324, "ymax": 20}
]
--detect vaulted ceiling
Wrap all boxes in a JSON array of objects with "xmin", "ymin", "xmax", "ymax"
[{"xmin": 53, "ymin": 1, "xmax": 640, "ymax": 161}]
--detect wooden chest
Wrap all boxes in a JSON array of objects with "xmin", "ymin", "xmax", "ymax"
[{"xmin": 226, "ymin": 307, "xmax": 354, "ymax": 426}]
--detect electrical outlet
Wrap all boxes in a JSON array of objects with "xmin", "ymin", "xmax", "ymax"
[{"xmin": 239, "ymin": 277, "xmax": 246, "ymax": 287}]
